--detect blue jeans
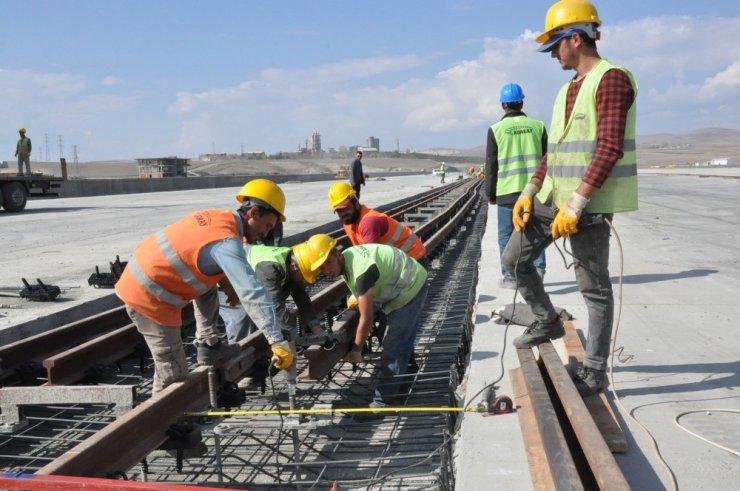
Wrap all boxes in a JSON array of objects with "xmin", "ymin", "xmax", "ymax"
[
  {"xmin": 218, "ymin": 291, "xmax": 256, "ymax": 343},
  {"xmin": 373, "ymin": 281, "xmax": 430, "ymax": 405},
  {"xmin": 498, "ymin": 204, "xmax": 545, "ymax": 280},
  {"xmin": 502, "ymin": 200, "xmax": 614, "ymax": 371}
]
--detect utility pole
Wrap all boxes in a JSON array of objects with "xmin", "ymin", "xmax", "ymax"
[
  {"xmin": 57, "ymin": 135, "xmax": 64, "ymax": 159},
  {"xmin": 73, "ymin": 145, "xmax": 79, "ymax": 164},
  {"xmin": 45, "ymin": 133, "xmax": 50, "ymax": 162}
]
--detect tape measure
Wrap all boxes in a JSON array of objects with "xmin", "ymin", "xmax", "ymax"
[{"xmin": 491, "ymin": 395, "xmax": 514, "ymax": 414}]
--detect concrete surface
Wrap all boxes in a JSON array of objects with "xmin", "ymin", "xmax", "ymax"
[
  {"xmin": 458, "ymin": 167, "xmax": 740, "ymax": 490},
  {"xmin": 0, "ymin": 173, "xmax": 458, "ymax": 335},
  {"xmin": 1, "ymin": 167, "xmax": 738, "ymax": 490}
]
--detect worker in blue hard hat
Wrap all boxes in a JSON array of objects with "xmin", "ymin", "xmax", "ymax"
[{"xmin": 484, "ymin": 82, "xmax": 547, "ymax": 290}]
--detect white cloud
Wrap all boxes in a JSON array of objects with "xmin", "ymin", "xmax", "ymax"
[
  {"xmin": 4, "ymin": 14, "xmax": 740, "ymax": 159},
  {"xmin": 101, "ymin": 76, "xmax": 123, "ymax": 86}
]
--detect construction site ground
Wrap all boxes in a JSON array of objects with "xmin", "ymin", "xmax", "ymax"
[{"xmin": 1, "ymin": 169, "xmax": 738, "ymax": 490}]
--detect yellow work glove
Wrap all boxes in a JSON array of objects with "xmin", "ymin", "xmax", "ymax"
[
  {"xmin": 342, "ymin": 345, "xmax": 364, "ymax": 364},
  {"xmin": 512, "ymin": 183, "xmax": 540, "ymax": 233},
  {"xmin": 551, "ymin": 193, "xmax": 589, "ymax": 239},
  {"xmin": 346, "ymin": 294, "xmax": 359, "ymax": 310},
  {"xmin": 270, "ymin": 340, "xmax": 295, "ymax": 370}
]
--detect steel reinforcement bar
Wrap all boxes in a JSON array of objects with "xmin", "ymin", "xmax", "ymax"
[{"xmin": 32, "ymin": 178, "xmax": 483, "ymax": 480}]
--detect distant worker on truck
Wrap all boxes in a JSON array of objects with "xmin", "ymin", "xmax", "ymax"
[{"xmin": 15, "ymin": 128, "xmax": 31, "ymax": 176}]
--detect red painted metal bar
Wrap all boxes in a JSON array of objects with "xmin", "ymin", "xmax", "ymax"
[{"xmin": 0, "ymin": 472, "xmax": 239, "ymax": 490}]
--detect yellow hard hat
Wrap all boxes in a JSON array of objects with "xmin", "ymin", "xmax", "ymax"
[
  {"xmin": 328, "ymin": 182, "xmax": 356, "ymax": 209},
  {"xmin": 18, "ymin": 127, "xmax": 26, "ymax": 133},
  {"xmin": 292, "ymin": 234, "xmax": 337, "ymax": 284},
  {"xmin": 536, "ymin": 0, "xmax": 602, "ymax": 44},
  {"xmin": 236, "ymin": 178, "xmax": 287, "ymax": 222}
]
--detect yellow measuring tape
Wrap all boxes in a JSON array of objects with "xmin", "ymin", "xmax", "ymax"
[{"xmin": 187, "ymin": 406, "xmax": 488, "ymax": 417}]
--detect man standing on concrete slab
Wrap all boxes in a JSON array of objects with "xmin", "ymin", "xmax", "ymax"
[
  {"xmin": 328, "ymin": 181, "xmax": 427, "ymax": 267},
  {"xmin": 349, "ymin": 150, "xmax": 365, "ymax": 199},
  {"xmin": 115, "ymin": 178, "xmax": 295, "ymax": 395},
  {"xmin": 15, "ymin": 128, "xmax": 31, "ymax": 176},
  {"xmin": 485, "ymin": 82, "xmax": 548, "ymax": 290},
  {"xmin": 303, "ymin": 235, "xmax": 428, "ymax": 416},
  {"xmin": 503, "ymin": 0, "xmax": 638, "ymax": 397}
]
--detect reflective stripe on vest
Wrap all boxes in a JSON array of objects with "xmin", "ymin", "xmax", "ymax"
[
  {"xmin": 155, "ymin": 230, "xmax": 210, "ymax": 296},
  {"xmin": 344, "ymin": 205, "xmax": 425, "ymax": 259},
  {"xmin": 342, "ymin": 244, "xmax": 427, "ymax": 314},
  {"xmin": 126, "ymin": 257, "xmax": 189, "ymax": 309},
  {"xmin": 491, "ymin": 115, "xmax": 545, "ymax": 196},
  {"xmin": 377, "ymin": 248, "xmax": 415, "ymax": 303},
  {"xmin": 115, "ymin": 209, "xmax": 240, "ymax": 325},
  {"xmin": 543, "ymin": 59, "xmax": 638, "ymax": 213}
]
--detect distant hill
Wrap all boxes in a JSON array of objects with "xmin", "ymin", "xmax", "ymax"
[{"xmin": 466, "ymin": 127, "xmax": 740, "ymax": 167}]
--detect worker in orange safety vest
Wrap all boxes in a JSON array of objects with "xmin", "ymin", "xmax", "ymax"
[
  {"xmin": 115, "ymin": 179, "xmax": 294, "ymax": 395},
  {"xmin": 327, "ymin": 182, "xmax": 427, "ymax": 268}
]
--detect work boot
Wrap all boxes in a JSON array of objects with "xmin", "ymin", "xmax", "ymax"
[
  {"xmin": 498, "ymin": 277, "xmax": 517, "ymax": 290},
  {"xmin": 194, "ymin": 338, "xmax": 240, "ymax": 366},
  {"xmin": 512, "ymin": 318, "xmax": 565, "ymax": 349},
  {"xmin": 354, "ymin": 401, "xmax": 388, "ymax": 422},
  {"xmin": 572, "ymin": 366, "xmax": 608, "ymax": 397}
]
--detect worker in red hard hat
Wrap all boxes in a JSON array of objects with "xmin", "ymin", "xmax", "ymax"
[{"xmin": 504, "ymin": 0, "xmax": 638, "ymax": 397}]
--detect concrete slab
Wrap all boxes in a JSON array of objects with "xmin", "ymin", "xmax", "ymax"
[
  {"xmin": 3, "ymin": 167, "xmax": 738, "ymax": 489},
  {"xmin": 0, "ymin": 174, "xmax": 450, "ymax": 332},
  {"xmin": 458, "ymin": 168, "xmax": 740, "ymax": 490}
]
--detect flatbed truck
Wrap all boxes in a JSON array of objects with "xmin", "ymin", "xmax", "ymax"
[{"xmin": 0, "ymin": 174, "xmax": 64, "ymax": 212}]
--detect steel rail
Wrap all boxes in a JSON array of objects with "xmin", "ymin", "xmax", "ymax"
[
  {"xmin": 0, "ymin": 180, "xmax": 472, "ymax": 384},
  {"xmin": 22, "ymin": 178, "xmax": 482, "ymax": 481}
]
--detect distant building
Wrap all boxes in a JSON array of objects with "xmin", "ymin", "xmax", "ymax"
[
  {"xmin": 710, "ymin": 157, "xmax": 735, "ymax": 166},
  {"xmin": 366, "ymin": 136, "xmax": 380, "ymax": 152},
  {"xmin": 299, "ymin": 131, "xmax": 322, "ymax": 155},
  {"xmin": 311, "ymin": 131, "xmax": 322, "ymax": 154},
  {"xmin": 136, "ymin": 157, "xmax": 190, "ymax": 178}
]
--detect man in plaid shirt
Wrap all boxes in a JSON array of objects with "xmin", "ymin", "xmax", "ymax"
[{"xmin": 502, "ymin": 0, "xmax": 638, "ymax": 397}]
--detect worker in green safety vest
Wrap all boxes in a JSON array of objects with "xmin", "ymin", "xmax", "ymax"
[
  {"xmin": 503, "ymin": 0, "xmax": 638, "ymax": 397},
  {"xmin": 218, "ymin": 243, "xmax": 324, "ymax": 344},
  {"xmin": 296, "ymin": 234, "xmax": 429, "ymax": 418},
  {"xmin": 485, "ymin": 82, "xmax": 547, "ymax": 289}
]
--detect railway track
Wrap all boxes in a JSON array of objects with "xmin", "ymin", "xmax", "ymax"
[
  {"xmin": 0, "ymin": 178, "xmax": 483, "ymax": 489},
  {"xmin": 0, "ymin": 177, "xmax": 631, "ymax": 490}
]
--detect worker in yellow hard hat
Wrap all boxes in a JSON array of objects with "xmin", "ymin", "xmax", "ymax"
[
  {"xmin": 328, "ymin": 181, "xmax": 427, "ymax": 266},
  {"xmin": 299, "ymin": 234, "xmax": 428, "ymax": 419},
  {"xmin": 115, "ymin": 178, "xmax": 293, "ymax": 395},
  {"xmin": 15, "ymin": 127, "xmax": 32, "ymax": 176},
  {"xmin": 218, "ymin": 240, "xmax": 325, "ymax": 348},
  {"xmin": 504, "ymin": 0, "xmax": 638, "ymax": 397}
]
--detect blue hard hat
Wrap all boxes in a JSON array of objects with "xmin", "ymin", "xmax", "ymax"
[{"xmin": 499, "ymin": 83, "xmax": 525, "ymax": 103}]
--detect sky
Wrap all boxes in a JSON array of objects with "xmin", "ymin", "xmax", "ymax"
[{"xmin": 3, "ymin": 1, "xmax": 740, "ymax": 162}]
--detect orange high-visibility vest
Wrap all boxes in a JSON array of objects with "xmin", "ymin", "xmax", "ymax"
[
  {"xmin": 344, "ymin": 205, "xmax": 426, "ymax": 260},
  {"xmin": 115, "ymin": 209, "xmax": 241, "ymax": 326}
]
